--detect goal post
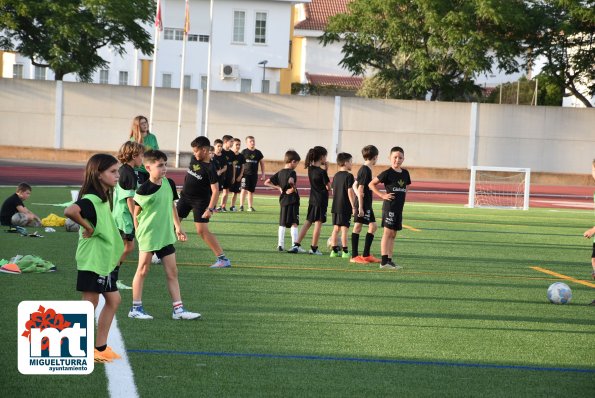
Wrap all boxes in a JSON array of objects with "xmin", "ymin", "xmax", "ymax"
[{"xmin": 468, "ymin": 166, "xmax": 531, "ymax": 210}]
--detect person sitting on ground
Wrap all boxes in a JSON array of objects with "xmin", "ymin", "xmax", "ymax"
[{"xmin": 0, "ymin": 182, "xmax": 41, "ymax": 227}]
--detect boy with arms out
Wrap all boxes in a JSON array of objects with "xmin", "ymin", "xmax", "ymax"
[
  {"xmin": 582, "ymin": 159, "xmax": 595, "ymax": 305},
  {"xmin": 177, "ymin": 137, "xmax": 232, "ymax": 268},
  {"xmin": 369, "ymin": 147, "xmax": 411, "ymax": 270},
  {"xmin": 217, "ymin": 135, "xmax": 234, "ymax": 212},
  {"xmin": 264, "ymin": 150, "xmax": 301, "ymax": 251},
  {"xmin": 128, "ymin": 150, "xmax": 201, "ymax": 320},
  {"xmin": 229, "ymin": 138, "xmax": 246, "ymax": 211},
  {"xmin": 240, "ymin": 135, "xmax": 265, "ymax": 212},
  {"xmin": 329, "ymin": 153, "xmax": 356, "ymax": 259},
  {"xmin": 0, "ymin": 182, "xmax": 41, "ymax": 227},
  {"xmin": 351, "ymin": 145, "xmax": 381, "ymax": 264}
]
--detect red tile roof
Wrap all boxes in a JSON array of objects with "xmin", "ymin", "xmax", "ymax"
[
  {"xmin": 295, "ymin": 0, "xmax": 352, "ymax": 31},
  {"xmin": 306, "ymin": 73, "xmax": 363, "ymax": 89}
]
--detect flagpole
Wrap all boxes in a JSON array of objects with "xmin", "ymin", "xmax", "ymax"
[
  {"xmin": 175, "ymin": 0, "xmax": 189, "ymax": 168},
  {"xmin": 204, "ymin": 0, "xmax": 214, "ymax": 137},
  {"xmin": 149, "ymin": 0, "xmax": 162, "ymax": 132}
]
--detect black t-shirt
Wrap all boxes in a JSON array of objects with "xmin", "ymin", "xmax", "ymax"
[
  {"xmin": 376, "ymin": 168, "xmax": 411, "ymax": 213},
  {"xmin": 212, "ymin": 154, "xmax": 226, "ymax": 175},
  {"xmin": 308, "ymin": 166, "xmax": 330, "ymax": 207},
  {"xmin": 223, "ymin": 149, "xmax": 235, "ymax": 181},
  {"xmin": 180, "ymin": 158, "xmax": 218, "ymax": 202},
  {"xmin": 118, "ymin": 164, "xmax": 139, "ymax": 190},
  {"xmin": 232, "ymin": 152, "xmax": 246, "ymax": 177},
  {"xmin": 355, "ymin": 165, "xmax": 373, "ymax": 211},
  {"xmin": 331, "ymin": 171, "xmax": 355, "ymax": 215},
  {"xmin": 0, "ymin": 193, "xmax": 24, "ymax": 225},
  {"xmin": 269, "ymin": 168, "xmax": 299, "ymax": 206},
  {"xmin": 241, "ymin": 149, "xmax": 264, "ymax": 175},
  {"xmin": 135, "ymin": 178, "xmax": 179, "ymax": 201},
  {"xmin": 75, "ymin": 187, "xmax": 104, "ymax": 227}
]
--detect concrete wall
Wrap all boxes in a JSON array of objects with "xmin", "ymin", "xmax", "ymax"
[{"xmin": 0, "ymin": 79, "xmax": 593, "ymax": 175}]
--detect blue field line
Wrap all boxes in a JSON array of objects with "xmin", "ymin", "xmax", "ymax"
[{"xmin": 127, "ymin": 349, "xmax": 595, "ymax": 373}]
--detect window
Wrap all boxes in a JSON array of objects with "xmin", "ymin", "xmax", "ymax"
[
  {"xmin": 34, "ymin": 66, "xmax": 47, "ymax": 80},
  {"xmin": 188, "ymin": 34, "xmax": 198, "ymax": 42},
  {"xmin": 184, "ymin": 75, "xmax": 191, "ymax": 89},
  {"xmin": 119, "ymin": 71, "xmax": 128, "ymax": 85},
  {"xmin": 240, "ymin": 78, "xmax": 252, "ymax": 93},
  {"xmin": 255, "ymin": 12, "xmax": 267, "ymax": 44},
  {"xmin": 200, "ymin": 76, "xmax": 208, "ymax": 90},
  {"xmin": 162, "ymin": 73, "xmax": 172, "ymax": 88},
  {"xmin": 233, "ymin": 11, "xmax": 246, "ymax": 43},
  {"xmin": 261, "ymin": 80, "xmax": 270, "ymax": 94},
  {"xmin": 99, "ymin": 70, "xmax": 109, "ymax": 84},
  {"xmin": 164, "ymin": 28, "xmax": 175, "ymax": 40},
  {"xmin": 13, "ymin": 64, "xmax": 24, "ymax": 79},
  {"xmin": 174, "ymin": 29, "xmax": 184, "ymax": 41},
  {"xmin": 199, "ymin": 35, "xmax": 209, "ymax": 43}
]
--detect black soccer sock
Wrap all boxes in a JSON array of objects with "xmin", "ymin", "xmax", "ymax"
[
  {"xmin": 381, "ymin": 255, "xmax": 389, "ymax": 265},
  {"xmin": 332, "ymin": 245, "xmax": 340, "ymax": 253},
  {"xmin": 95, "ymin": 344, "xmax": 107, "ymax": 352},
  {"xmin": 351, "ymin": 232, "xmax": 359, "ymax": 257},
  {"xmin": 363, "ymin": 233, "xmax": 375, "ymax": 257},
  {"xmin": 311, "ymin": 245, "xmax": 318, "ymax": 252},
  {"xmin": 342, "ymin": 247, "xmax": 348, "ymax": 253}
]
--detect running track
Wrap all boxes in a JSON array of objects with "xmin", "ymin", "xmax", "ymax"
[{"xmin": 0, "ymin": 160, "xmax": 592, "ymax": 210}]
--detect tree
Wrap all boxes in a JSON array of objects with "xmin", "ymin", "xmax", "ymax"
[
  {"xmin": 527, "ymin": 0, "xmax": 595, "ymax": 107},
  {"xmin": 0, "ymin": 0, "xmax": 155, "ymax": 81},
  {"xmin": 321, "ymin": 0, "xmax": 531, "ymax": 101}
]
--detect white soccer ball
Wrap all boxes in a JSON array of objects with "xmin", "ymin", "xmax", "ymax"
[
  {"xmin": 326, "ymin": 237, "xmax": 334, "ymax": 250},
  {"xmin": 547, "ymin": 282, "xmax": 572, "ymax": 305},
  {"xmin": 65, "ymin": 218, "xmax": 80, "ymax": 232},
  {"xmin": 11, "ymin": 212, "xmax": 28, "ymax": 226}
]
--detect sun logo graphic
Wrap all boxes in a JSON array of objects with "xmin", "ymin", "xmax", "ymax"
[{"xmin": 18, "ymin": 301, "xmax": 94, "ymax": 374}]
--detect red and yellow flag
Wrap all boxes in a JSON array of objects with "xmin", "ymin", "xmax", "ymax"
[
  {"xmin": 155, "ymin": 0, "xmax": 163, "ymax": 31},
  {"xmin": 184, "ymin": 0, "xmax": 190, "ymax": 35}
]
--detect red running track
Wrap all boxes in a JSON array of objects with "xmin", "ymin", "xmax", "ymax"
[{"xmin": 0, "ymin": 160, "xmax": 592, "ymax": 210}]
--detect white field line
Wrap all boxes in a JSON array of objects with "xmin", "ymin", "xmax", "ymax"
[{"xmin": 96, "ymin": 296, "xmax": 139, "ymax": 398}]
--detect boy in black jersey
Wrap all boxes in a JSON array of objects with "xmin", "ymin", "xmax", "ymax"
[
  {"xmin": 240, "ymin": 135, "xmax": 265, "ymax": 211},
  {"xmin": 229, "ymin": 138, "xmax": 246, "ymax": 211},
  {"xmin": 177, "ymin": 136, "xmax": 232, "ymax": 268},
  {"xmin": 217, "ymin": 135, "xmax": 234, "ymax": 212},
  {"xmin": 264, "ymin": 150, "xmax": 301, "ymax": 251},
  {"xmin": 369, "ymin": 146, "xmax": 411, "ymax": 270},
  {"xmin": 211, "ymin": 139, "xmax": 228, "ymax": 200},
  {"xmin": 351, "ymin": 145, "xmax": 381, "ymax": 264},
  {"xmin": 329, "ymin": 153, "xmax": 356, "ymax": 259}
]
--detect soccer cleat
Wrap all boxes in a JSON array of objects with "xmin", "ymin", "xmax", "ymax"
[
  {"xmin": 172, "ymin": 309, "xmax": 201, "ymax": 320},
  {"xmin": 210, "ymin": 258, "xmax": 232, "ymax": 268},
  {"xmin": 362, "ymin": 255, "xmax": 381, "ymax": 264},
  {"xmin": 229, "ymin": 206, "xmax": 237, "ymax": 212},
  {"xmin": 341, "ymin": 251, "xmax": 351, "ymax": 259},
  {"xmin": 329, "ymin": 250, "xmax": 340, "ymax": 258},
  {"xmin": 220, "ymin": 207, "xmax": 227, "ymax": 212},
  {"xmin": 128, "ymin": 306, "xmax": 154, "ymax": 319},
  {"xmin": 278, "ymin": 246, "xmax": 284, "ymax": 252},
  {"xmin": 215, "ymin": 206, "xmax": 222, "ymax": 212},
  {"xmin": 309, "ymin": 249, "xmax": 323, "ymax": 255},
  {"xmin": 247, "ymin": 207, "xmax": 255, "ymax": 212},
  {"xmin": 350, "ymin": 256, "xmax": 369, "ymax": 264},
  {"xmin": 103, "ymin": 346, "xmax": 122, "ymax": 360},
  {"xmin": 239, "ymin": 206, "xmax": 244, "ymax": 211},
  {"xmin": 116, "ymin": 280, "xmax": 132, "ymax": 290},
  {"xmin": 287, "ymin": 245, "xmax": 307, "ymax": 254},
  {"xmin": 151, "ymin": 253, "xmax": 161, "ymax": 264},
  {"xmin": 379, "ymin": 263, "xmax": 396, "ymax": 270},
  {"xmin": 94, "ymin": 348, "xmax": 113, "ymax": 363}
]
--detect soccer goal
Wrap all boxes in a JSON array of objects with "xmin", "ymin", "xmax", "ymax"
[{"xmin": 468, "ymin": 166, "xmax": 531, "ymax": 210}]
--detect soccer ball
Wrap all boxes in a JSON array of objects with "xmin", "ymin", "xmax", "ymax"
[
  {"xmin": 326, "ymin": 237, "xmax": 334, "ymax": 250},
  {"xmin": 547, "ymin": 282, "xmax": 572, "ymax": 304},
  {"xmin": 11, "ymin": 212, "xmax": 28, "ymax": 226},
  {"xmin": 65, "ymin": 218, "xmax": 80, "ymax": 232}
]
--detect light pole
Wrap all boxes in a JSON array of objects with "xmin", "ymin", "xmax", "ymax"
[{"xmin": 258, "ymin": 60, "xmax": 268, "ymax": 93}]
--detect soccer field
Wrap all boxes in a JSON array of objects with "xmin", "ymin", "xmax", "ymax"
[{"xmin": 1, "ymin": 187, "xmax": 594, "ymax": 397}]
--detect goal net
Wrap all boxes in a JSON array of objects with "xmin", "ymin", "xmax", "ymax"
[{"xmin": 468, "ymin": 166, "xmax": 531, "ymax": 210}]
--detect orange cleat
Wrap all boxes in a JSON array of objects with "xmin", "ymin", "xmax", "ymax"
[
  {"xmin": 362, "ymin": 255, "xmax": 381, "ymax": 263},
  {"xmin": 349, "ymin": 256, "xmax": 369, "ymax": 264}
]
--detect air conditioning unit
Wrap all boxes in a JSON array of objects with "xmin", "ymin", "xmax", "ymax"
[{"xmin": 220, "ymin": 64, "xmax": 239, "ymax": 79}]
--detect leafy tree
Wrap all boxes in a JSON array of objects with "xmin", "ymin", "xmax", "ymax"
[
  {"xmin": 0, "ymin": 0, "xmax": 155, "ymax": 81},
  {"xmin": 527, "ymin": 0, "xmax": 595, "ymax": 107},
  {"xmin": 321, "ymin": 0, "xmax": 530, "ymax": 101},
  {"xmin": 534, "ymin": 72, "xmax": 564, "ymax": 106}
]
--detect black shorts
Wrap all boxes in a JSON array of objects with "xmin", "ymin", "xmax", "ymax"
[
  {"xmin": 177, "ymin": 197, "xmax": 210, "ymax": 223},
  {"xmin": 279, "ymin": 204, "xmax": 300, "ymax": 227},
  {"xmin": 119, "ymin": 229, "xmax": 135, "ymax": 241},
  {"xmin": 241, "ymin": 174, "xmax": 258, "ymax": 193},
  {"xmin": 354, "ymin": 208, "xmax": 376, "ymax": 225},
  {"xmin": 230, "ymin": 180, "xmax": 242, "ymax": 193},
  {"xmin": 77, "ymin": 268, "xmax": 119, "ymax": 293},
  {"xmin": 592, "ymin": 242, "xmax": 595, "ymax": 259},
  {"xmin": 306, "ymin": 204, "xmax": 327, "ymax": 223},
  {"xmin": 332, "ymin": 213, "xmax": 351, "ymax": 228},
  {"xmin": 381, "ymin": 209, "xmax": 403, "ymax": 231},
  {"xmin": 151, "ymin": 244, "xmax": 176, "ymax": 259}
]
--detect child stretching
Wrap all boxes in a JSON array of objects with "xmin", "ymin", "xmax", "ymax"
[
  {"xmin": 288, "ymin": 146, "xmax": 330, "ymax": 255},
  {"xmin": 112, "ymin": 141, "xmax": 144, "ymax": 290},
  {"xmin": 264, "ymin": 150, "xmax": 301, "ymax": 251},
  {"xmin": 128, "ymin": 150, "xmax": 200, "ymax": 320},
  {"xmin": 329, "ymin": 153, "xmax": 356, "ymax": 259},
  {"xmin": 64, "ymin": 154, "xmax": 125, "ymax": 363},
  {"xmin": 369, "ymin": 146, "xmax": 411, "ymax": 270}
]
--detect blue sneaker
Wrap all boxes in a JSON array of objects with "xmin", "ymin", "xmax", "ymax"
[
  {"xmin": 128, "ymin": 306, "xmax": 153, "ymax": 319},
  {"xmin": 210, "ymin": 258, "xmax": 231, "ymax": 268}
]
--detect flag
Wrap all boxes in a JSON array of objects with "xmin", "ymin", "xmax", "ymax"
[
  {"xmin": 184, "ymin": 0, "xmax": 190, "ymax": 35},
  {"xmin": 155, "ymin": 0, "xmax": 163, "ymax": 31}
]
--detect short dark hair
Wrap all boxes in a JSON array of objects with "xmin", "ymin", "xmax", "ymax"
[
  {"xmin": 191, "ymin": 136, "xmax": 210, "ymax": 149},
  {"xmin": 214, "ymin": 139, "xmax": 223, "ymax": 145},
  {"xmin": 16, "ymin": 183, "xmax": 32, "ymax": 193},
  {"xmin": 233, "ymin": 138, "xmax": 241, "ymax": 144},
  {"xmin": 222, "ymin": 135, "xmax": 233, "ymax": 142},
  {"xmin": 284, "ymin": 150, "xmax": 301, "ymax": 163},
  {"xmin": 390, "ymin": 146, "xmax": 404, "ymax": 155},
  {"xmin": 143, "ymin": 149, "xmax": 168, "ymax": 164},
  {"xmin": 336, "ymin": 152, "xmax": 352, "ymax": 166},
  {"xmin": 361, "ymin": 145, "xmax": 379, "ymax": 160}
]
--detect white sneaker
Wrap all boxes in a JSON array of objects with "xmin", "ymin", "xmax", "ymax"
[
  {"xmin": 287, "ymin": 245, "xmax": 307, "ymax": 254},
  {"xmin": 151, "ymin": 254, "xmax": 161, "ymax": 264},
  {"xmin": 128, "ymin": 306, "xmax": 153, "ymax": 319},
  {"xmin": 172, "ymin": 309, "xmax": 201, "ymax": 320},
  {"xmin": 309, "ymin": 249, "xmax": 323, "ymax": 255}
]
